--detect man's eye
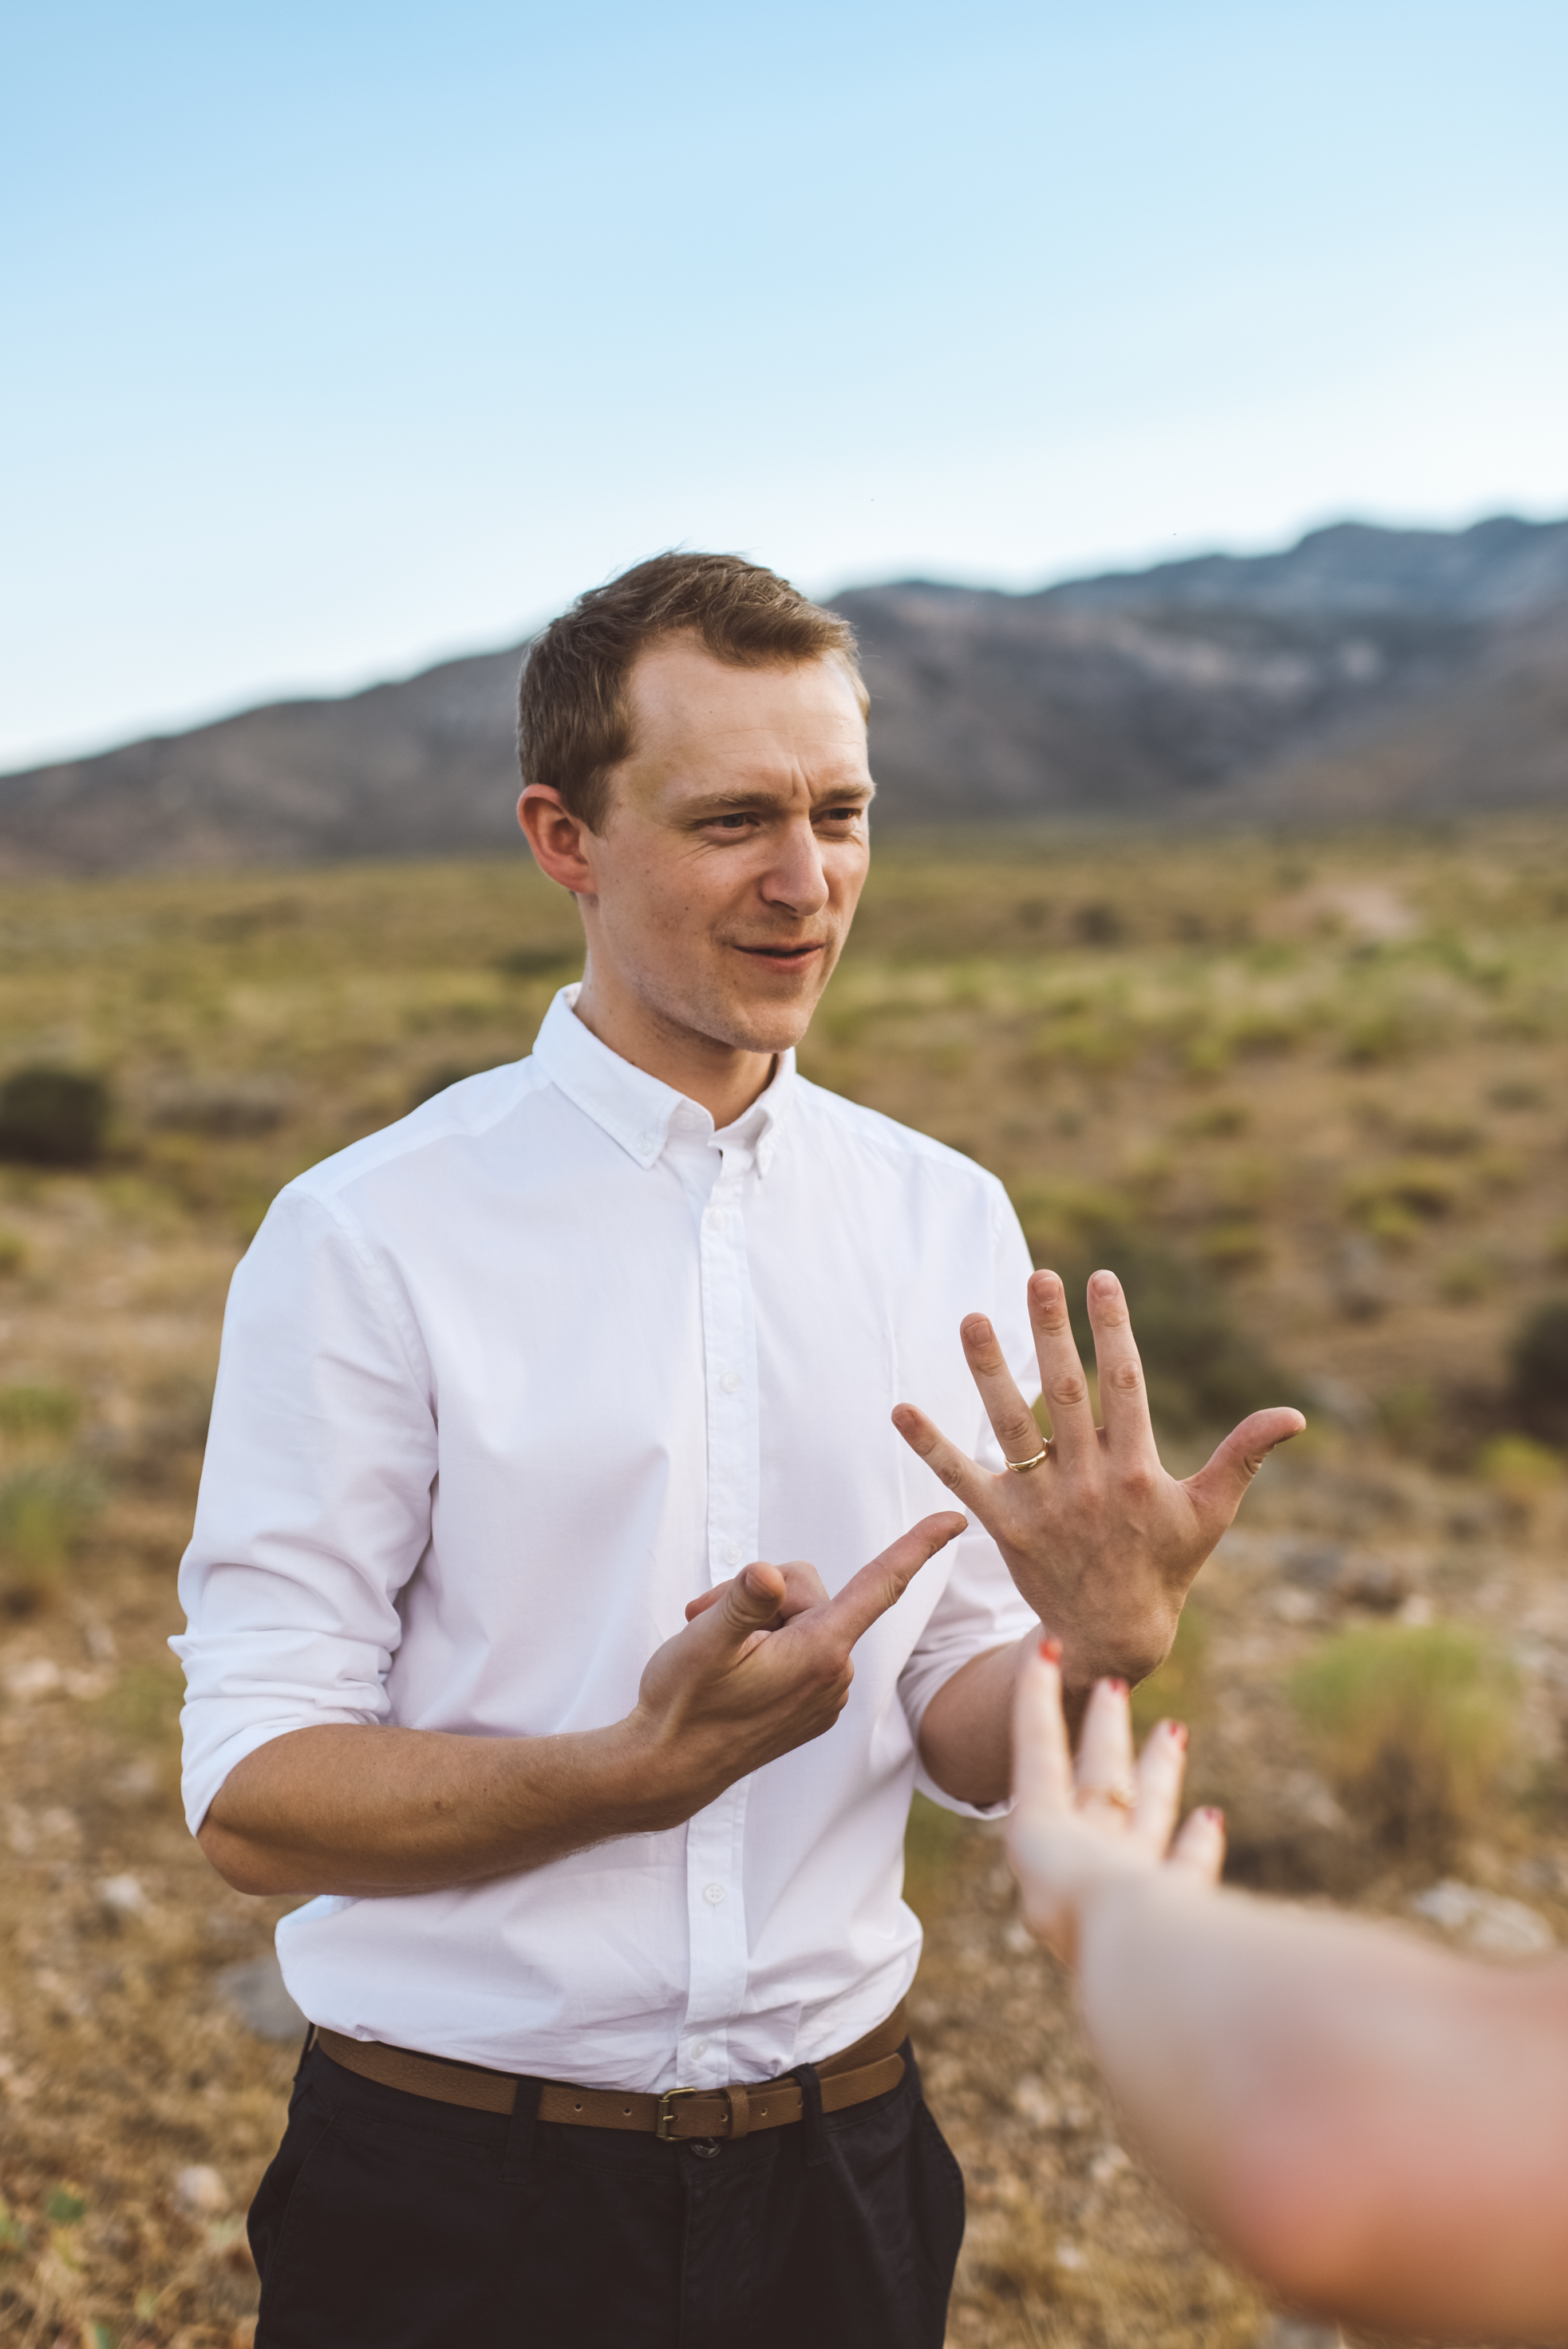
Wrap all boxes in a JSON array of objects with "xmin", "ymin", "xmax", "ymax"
[
  {"xmin": 711, "ymin": 814, "xmax": 754, "ymax": 831},
  {"xmin": 819, "ymin": 807, "xmax": 863, "ymax": 824}
]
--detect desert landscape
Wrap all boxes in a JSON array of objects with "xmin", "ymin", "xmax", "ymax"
[{"xmin": 2, "ymin": 814, "xmax": 1567, "ymax": 2347}]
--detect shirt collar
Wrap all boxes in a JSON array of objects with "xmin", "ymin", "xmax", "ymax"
[{"xmin": 531, "ymin": 986, "xmax": 797, "ymax": 1174}]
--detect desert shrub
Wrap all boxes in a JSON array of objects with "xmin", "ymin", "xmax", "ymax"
[
  {"xmin": 1071, "ymin": 900, "xmax": 1124, "ymax": 946},
  {"xmin": 97, "ymin": 1655, "xmax": 185, "ymax": 1750},
  {"xmin": 1474, "ymin": 1148, "xmax": 1527, "ymax": 1194},
  {"xmin": 0, "ymin": 1463, "xmax": 105, "ymax": 1610},
  {"xmin": 1400, "ymin": 1113, "xmax": 1483, "ymax": 1154},
  {"xmin": 1027, "ymin": 1011, "xmax": 1139, "ymax": 1076},
  {"xmin": 1509, "ymin": 1297, "xmax": 1568, "ymax": 1441},
  {"xmin": 1475, "ymin": 1434, "xmax": 1564, "ymax": 1519},
  {"xmin": 1225, "ymin": 1005, "xmax": 1313, "ymax": 1057},
  {"xmin": 1131, "ymin": 1602, "xmax": 1210, "ymax": 1739},
  {"xmin": 1436, "ymin": 1250, "xmax": 1499, "ymax": 1304},
  {"xmin": 1290, "ymin": 1622, "xmax": 1517, "ymax": 1864},
  {"xmin": 1206, "ymin": 1155, "xmax": 1279, "ymax": 1217},
  {"xmin": 0, "ymin": 1066, "xmax": 111, "ymax": 1167},
  {"xmin": 0, "ymin": 1227, "xmax": 25, "ymax": 1274},
  {"xmin": 1374, "ymin": 1379, "xmax": 1440, "ymax": 1456},
  {"xmin": 1546, "ymin": 1222, "xmax": 1568, "ymax": 1273},
  {"xmin": 1344, "ymin": 1159, "xmax": 1461, "ymax": 1223},
  {"xmin": 1176, "ymin": 1099, "xmax": 1249, "ymax": 1139},
  {"xmin": 0, "ymin": 1383, "xmax": 81, "ymax": 1443},
  {"xmin": 1199, "ymin": 1222, "xmax": 1270, "ymax": 1275},
  {"xmin": 495, "ymin": 944, "xmax": 582, "ymax": 979},
  {"xmin": 148, "ymin": 1074, "xmax": 290, "ymax": 1135},
  {"xmin": 902, "ymin": 1788, "xmax": 966, "ymax": 1921}
]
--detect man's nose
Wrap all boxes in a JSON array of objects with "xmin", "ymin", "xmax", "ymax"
[{"xmin": 760, "ymin": 822, "xmax": 830, "ymax": 916}]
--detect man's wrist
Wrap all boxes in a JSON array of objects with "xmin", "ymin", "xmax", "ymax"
[{"xmin": 593, "ymin": 1710, "xmax": 723, "ymax": 1836}]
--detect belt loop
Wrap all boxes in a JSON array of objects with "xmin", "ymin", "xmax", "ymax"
[
  {"xmin": 723, "ymin": 2083, "xmax": 751, "ymax": 2142},
  {"xmin": 788, "ymin": 2062, "xmax": 830, "ymax": 2169},
  {"xmin": 501, "ymin": 2074, "xmax": 543, "ymax": 2185},
  {"xmin": 293, "ymin": 2021, "xmax": 318, "ymax": 2086}
]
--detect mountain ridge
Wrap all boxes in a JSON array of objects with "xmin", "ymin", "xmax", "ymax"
[{"xmin": 3, "ymin": 513, "xmax": 1565, "ymax": 874}]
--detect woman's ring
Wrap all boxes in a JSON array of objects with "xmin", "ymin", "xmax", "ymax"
[{"xmin": 1088, "ymin": 1780, "xmax": 1138, "ymax": 1813}]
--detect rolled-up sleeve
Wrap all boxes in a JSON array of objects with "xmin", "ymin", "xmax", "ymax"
[
  {"xmin": 172, "ymin": 1185, "xmax": 437, "ymax": 1834},
  {"xmin": 896, "ymin": 1182, "xmax": 1041, "ymax": 1814}
]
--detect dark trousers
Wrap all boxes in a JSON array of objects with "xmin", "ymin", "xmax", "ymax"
[{"xmin": 250, "ymin": 2039, "xmax": 965, "ymax": 2349}]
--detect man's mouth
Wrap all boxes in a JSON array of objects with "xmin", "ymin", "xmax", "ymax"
[{"xmin": 733, "ymin": 942, "xmax": 826, "ymax": 963}]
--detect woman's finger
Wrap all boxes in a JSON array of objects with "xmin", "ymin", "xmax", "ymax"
[
  {"xmin": 1131, "ymin": 1719, "xmax": 1188, "ymax": 1856},
  {"xmin": 1169, "ymin": 1804, "xmax": 1226, "ymax": 1886},
  {"xmin": 958, "ymin": 1313, "xmax": 1050, "ymax": 1468},
  {"xmin": 1027, "ymin": 1270, "xmax": 1099, "ymax": 1463},
  {"xmin": 1075, "ymin": 1676, "xmax": 1138, "ymax": 1820},
  {"xmin": 1012, "ymin": 1639, "xmax": 1074, "ymax": 1817}
]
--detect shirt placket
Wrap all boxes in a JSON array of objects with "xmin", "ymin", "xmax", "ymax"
[{"xmin": 677, "ymin": 1133, "xmax": 760, "ymax": 2088}]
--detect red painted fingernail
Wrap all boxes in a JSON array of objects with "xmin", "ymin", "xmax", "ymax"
[
  {"xmin": 1038, "ymin": 1635, "xmax": 1063, "ymax": 1663},
  {"xmin": 1170, "ymin": 1722, "xmax": 1187, "ymax": 1747},
  {"xmin": 1105, "ymin": 1678, "xmax": 1128, "ymax": 1697},
  {"xmin": 1203, "ymin": 1806, "xmax": 1225, "ymax": 1826}
]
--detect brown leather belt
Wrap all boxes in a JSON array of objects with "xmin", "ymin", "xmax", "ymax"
[{"xmin": 315, "ymin": 1999, "xmax": 908, "ymax": 2143}]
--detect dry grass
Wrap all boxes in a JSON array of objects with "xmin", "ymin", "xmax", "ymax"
[{"xmin": 2, "ymin": 815, "xmax": 1567, "ymax": 2344}]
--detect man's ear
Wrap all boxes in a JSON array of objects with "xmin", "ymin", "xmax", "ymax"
[{"xmin": 518, "ymin": 786, "xmax": 597, "ymax": 893}]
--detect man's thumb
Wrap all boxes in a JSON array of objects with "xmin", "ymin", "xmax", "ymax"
[{"xmin": 716, "ymin": 1562, "xmax": 785, "ymax": 1642}]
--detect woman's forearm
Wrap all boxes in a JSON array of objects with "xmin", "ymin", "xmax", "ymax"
[{"xmin": 1075, "ymin": 1873, "xmax": 1568, "ymax": 2340}]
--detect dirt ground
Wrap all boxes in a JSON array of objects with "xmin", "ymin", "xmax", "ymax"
[{"xmin": 2, "ymin": 822, "xmax": 1566, "ymax": 2344}]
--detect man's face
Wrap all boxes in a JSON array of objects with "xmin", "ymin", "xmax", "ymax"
[{"xmin": 577, "ymin": 637, "xmax": 875, "ymax": 1057}]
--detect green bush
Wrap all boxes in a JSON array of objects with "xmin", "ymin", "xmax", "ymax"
[
  {"xmin": 902, "ymin": 1789, "xmax": 966, "ymax": 1922},
  {"xmin": 0, "ymin": 1463, "xmax": 105, "ymax": 1609},
  {"xmin": 1344, "ymin": 1159, "xmax": 1461, "ymax": 1225},
  {"xmin": 0, "ymin": 1065, "xmax": 111, "ymax": 1166},
  {"xmin": 1290, "ymin": 1623, "xmax": 1517, "ymax": 1864},
  {"xmin": 1131, "ymin": 1602, "xmax": 1211, "ymax": 1740},
  {"xmin": 1509, "ymin": 1297, "xmax": 1568, "ymax": 1441},
  {"xmin": 0, "ymin": 1383, "xmax": 81, "ymax": 1442}
]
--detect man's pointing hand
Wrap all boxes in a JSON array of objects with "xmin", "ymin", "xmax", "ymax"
[{"xmin": 629, "ymin": 1513, "xmax": 966, "ymax": 1820}]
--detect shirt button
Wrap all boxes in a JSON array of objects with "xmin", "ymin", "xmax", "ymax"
[
  {"xmin": 721, "ymin": 1371, "xmax": 742, "ymax": 1394},
  {"xmin": 724, "ymin": 1542, "xmax": 743, "ymax": 1567},
  {"xmin": 709, "ymin": 1209, "xmax": 726, "ymax": 1233},
  {"xmin": 691, "ymin": 2038, "xmax": 709, "ymax": 2059},
  {"xmin": 702, "ymin": 1882, "xmax": 726, "ymax": 1907}
]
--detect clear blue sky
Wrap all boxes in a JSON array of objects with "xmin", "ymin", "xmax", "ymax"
[{"xmin": 3, "ymin": 0, "xmax": 1565, "ymax": 768}]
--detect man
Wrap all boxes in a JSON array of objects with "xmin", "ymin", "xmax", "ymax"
[{"xmin": 176, "ymin": 553, "xmax": 1301, "ymax": 2349}]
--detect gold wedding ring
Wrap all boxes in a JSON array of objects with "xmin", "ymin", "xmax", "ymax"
[
  {"xmin": 1087, "ymin": 1780, "xmax": 1138, "ymax": 1814},
  {"xmin": 1005, "ymin": 1443, "xmax": 1051, "ymax": 1474}
]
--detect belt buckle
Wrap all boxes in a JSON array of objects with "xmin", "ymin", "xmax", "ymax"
[{"xmin": 654, "ymin": 2086, "xmax": 706, "ymax": 2142}]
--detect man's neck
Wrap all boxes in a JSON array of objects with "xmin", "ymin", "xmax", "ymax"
[{"xmin": 570, "ymin": 972, "xmax": 779, "ymax": 1130}]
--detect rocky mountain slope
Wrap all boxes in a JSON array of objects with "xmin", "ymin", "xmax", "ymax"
[{"xmin": 3, "ymin": 515, "xmax": 1565, "ymax": 871}]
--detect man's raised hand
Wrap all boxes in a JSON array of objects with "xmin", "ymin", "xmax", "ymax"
[
  {"xmin": 627, "ymin": 1512, "xmax": 966, "ymax": 1821},
  {"xmin": 891, "ymin": 1269, "xmax": 1303, "ymax": 1691}
]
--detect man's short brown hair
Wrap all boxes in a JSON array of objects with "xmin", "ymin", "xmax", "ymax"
[{"xmin": 517, "ymin": 552, "xmax": 867, "ymax": 832}]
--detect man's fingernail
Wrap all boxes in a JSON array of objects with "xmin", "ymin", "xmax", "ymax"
[{"xmin": 1039, "ymin": 1635, "xmax": 1063, "ymax": 1664}]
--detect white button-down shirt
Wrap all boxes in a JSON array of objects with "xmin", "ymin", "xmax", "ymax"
[{"xmin": 175, "ymin": 989, "xmax": 1038, "ymax": 2090}]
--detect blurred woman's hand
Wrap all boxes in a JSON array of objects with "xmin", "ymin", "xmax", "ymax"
[{"xmin": 1005, "ymin": 1636, "xmax": 1226, "ymax": 1967}]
